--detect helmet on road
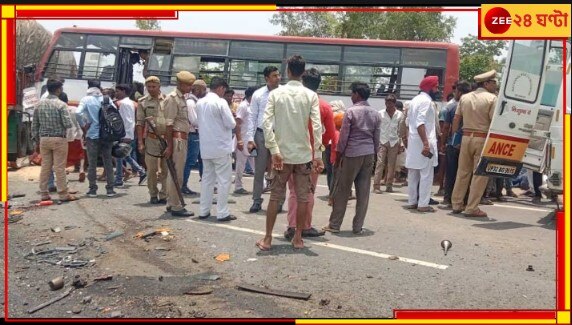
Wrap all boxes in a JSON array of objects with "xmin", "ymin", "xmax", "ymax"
[{"xmin": 111, "ymin": 142, "xmax": 132, "ymax": 159}]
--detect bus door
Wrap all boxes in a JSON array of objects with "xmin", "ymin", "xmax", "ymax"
[{"xmin": 475, "ymin": 40, "xmax": 551, "ymax": 178}]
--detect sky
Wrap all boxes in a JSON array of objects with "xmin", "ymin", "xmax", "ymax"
[{"xmin": 36, "ymin": 10, "xmax": 480, "ymax": 45}]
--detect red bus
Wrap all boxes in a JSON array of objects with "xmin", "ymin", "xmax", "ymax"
[{"xmin": 34, "ymin": 27, "xmax": 459, "ymax": 108}]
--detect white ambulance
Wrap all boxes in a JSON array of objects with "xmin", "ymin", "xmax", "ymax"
[{"xmin": 475, "ymin": 40, "xmax": 570, "ymax": 198}]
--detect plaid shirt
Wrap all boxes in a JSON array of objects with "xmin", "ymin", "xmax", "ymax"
[{"xmin": 32, "ymin": 94, "xmax": 72, "ymax": 141}]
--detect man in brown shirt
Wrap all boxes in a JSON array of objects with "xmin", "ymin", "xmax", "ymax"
[
  {"xmin": 451, "ymin": 70, "xmax": 498, "ymax": 218},
  {"xmin": 163, "ymin": 71, "xmax": 196, "ymax": 217}
]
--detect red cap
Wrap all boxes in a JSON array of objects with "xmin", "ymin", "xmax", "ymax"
[{"xmin": 419, "ymin": 76, "xmax": 439, "ymax": 92}]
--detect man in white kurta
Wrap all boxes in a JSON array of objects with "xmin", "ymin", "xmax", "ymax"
[
  {"xmin": 193, "ymin": 77, "xmax": 237, "ymax": 221},
  {"xmin": 405, "ymin": 76, "xmax": 439, "ymax": 212}
]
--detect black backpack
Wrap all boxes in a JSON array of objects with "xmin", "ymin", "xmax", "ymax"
[{"xmin": 99, "ymin": 95, "xmax": 125, "ymax": 142}]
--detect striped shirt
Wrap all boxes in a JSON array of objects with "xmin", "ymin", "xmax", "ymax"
[{"xmin": 32, "ymin": 94, "xmax": 72, "ymax": 140}]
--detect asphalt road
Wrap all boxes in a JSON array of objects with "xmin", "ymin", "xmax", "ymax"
[{"xmin": 4, "ymin": 166, "xmax": 557, "ymax": 318}]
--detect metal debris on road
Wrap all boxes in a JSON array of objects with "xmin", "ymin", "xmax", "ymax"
[
  {"xmin": 388, "ymin": 255, "xmax": 399, "ymax": 260},
  {"xmin": 184, "ymin": 288, "xmax": 213, "ymax": 295},
  {"xmin": 246, "ymin": 258, "xmax": 257, "ymax": 262},
  {"xmin": 319, "ymin": 299, "xmax": 330, "ymax": 306},
  {"xmin": 237, "ymin": 283, "xmax": 311, "ymax": 300},
  {"xmin": 10, "ymin": 209, "xmax": 24, "ymax": 216},
  {"xmin": 82, "ymin": 296, "xmax": 92, "ymax": 304},
  {"xmin": 155, "ymin": 246, "xmax": 171, "ymax": 251},
  {"xmin": 441, "ymin": 240, "xmax": 452, "ymax": 256},
  {"xmin": 192, "ymin": 272, "xmax": 220, "ymax": 281},
  {"xmin": 33, "ymin": 240, "xmax": 52, "ymax": 247},
  {"xmin": 94, "ymin": 275, "xmax": 113, "ymax": 281},
  {"xmin": 48, "ymin": 276, "xmax": 64, "ymax": 290},
  {"xmin": 8, "ymin": 193, "xmax": 26, "ymax": 199},
  {"xmin": 72, "ymin": 275, "xmax": 87, "ymax": 288},
  {"xmin": 72, "ymin": 306, "xmax": 82, "ymax": 314},
  {"xmin": 214, "ymin": 253, "xmax": 230, "ymax": 262},
  {"xmin": 526, "ymin": 265, "xmax": 535, "ymax": 272},
  {"xmin": 105, "ymin": 230, "xmax": 124, "ymax": 241},
  {"xmin": 28, "ymin": 287, "xmax": 74, "ymax": 314},
  {"xmin": 51, "ymin": 227, "xmax": 61, "ymax": 233},
  {"xmin": 191, "ymin": 258, "xmax": 199, "ymax": 263}
]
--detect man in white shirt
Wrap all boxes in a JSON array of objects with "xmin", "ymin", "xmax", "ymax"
[
  {"xmin": 405, "ymin": 76, "xmax": 439, "ymax": 213},
  {"xmin": 114, "ymin": 84, "xmax": 146, "ymax": 187},
  {"xmin": 246, "ymin": 66, "xmax": 281, "ymax": 213},
  {"xmin": 372, "ymin": 94, "xmax": 403, "ymax": 194},
  {"xmin": 255, "ymin": 55, "xmax": 323, "ymax": 251},
  {"xmin": 193, "ymin": 77, "xmax": 237, "ymax": 222},
  {"xmin": 234, "ymin": 86, "xmax": 257, "ymax": 195}
]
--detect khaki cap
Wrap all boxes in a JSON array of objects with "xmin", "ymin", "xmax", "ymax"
[
  {"xmin": 192, "ymin": 79, "xmax": 207, "ymax": 87},
  {"xmin": 145, "ymin": 76, "xmax": 161, "ymax": 84},
  {"xmin": 176, "ymin": 71, "xmax": 196, "ymax": 84},
  {"xmin": 474, "ymin": 70, "xmax": 497, "ymax": 83}
]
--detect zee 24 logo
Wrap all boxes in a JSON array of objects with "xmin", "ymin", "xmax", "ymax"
[{"xmin": 483, "ymin": 6, "xmax": 569, "ymax": 35}]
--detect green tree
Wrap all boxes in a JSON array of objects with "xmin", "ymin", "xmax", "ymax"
[
  {"xmin": 135, "ymin": 20, "xmax": 161, "ymax": 30},
  {"xmin": 459, "ymin": 34, "xmax": 506, "ymax": 81},
  {"xmin": 270, "ymin": 10, "xmax": 456, "ymax": 42}
]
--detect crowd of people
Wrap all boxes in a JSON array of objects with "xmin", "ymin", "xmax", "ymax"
[{"xmin": 31, "ymin": 54, "xmax": 550, "ymax": 250}]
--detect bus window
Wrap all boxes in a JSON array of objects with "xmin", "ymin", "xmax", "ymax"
[
  {"xmin": 198, "ymin": 59, "xmax": 226, "ymax": 85},
  {"xmin": 45, "ymin": 50, "xmax": 81, "ymax": 79},
  {"xmin": 402, "ymin": 48, "xmax": 447, "ymax": 67},
  {"xmin": 503, "ymin": 40, "xmax": 546, "ymax": 103},
  {"xmin": 342, "ymin": 65, "xmax": 397, "ymax": 96},
  {"xmin": 171, "ymin": 56, "xmax": 201, "ymax": 80},
  {"xmin": 150, "ymin": 38, "xmax": 174, "ymax": 83},
  {"xmin": 55, "ymin": 33, "xmax": 85, "ymax": 49},
  {"xmin": 229, "ymin": 60, "xmax": 282, "ymax": 89},
  {"xmin": 286, "ymin": 44, "xmax": 341, "ymax": 62},
  {"xmin": 229, "ymin": 41, "xmax": 284, "ymax": 61},
  {"xmin": 343, "ymin": 46, "xmax": 400, "ymax": 65},
  {"xmin": 400, "ymin": 67, "xmax": 427, "ymax": 98},
  {"xmin": 174, "ymin": 38, "xmax": 229, "ymax": 56},
  {"xmin": 86, "ymin": 35, "xmax": 119, "ymax": 52},
  {"xmin": 306, "ymin": 63, "xmax": 340, "ymax": 93},
  {"xmin": 120, "ymin": 36, "xmax": 153, "ymax": 48},
  {"xmin": 83, "ymin": 52, "xmax": 116, "ymax": 80}
]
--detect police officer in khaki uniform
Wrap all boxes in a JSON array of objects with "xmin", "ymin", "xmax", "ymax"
[
  {"xmin": 163, "ymin": 71, "xmax": 196, "ymax": 217},
  {"xmin": 451, "ymin": 70, "xmax": 498, "ymax": 217},
  {"xmin": 136, "ymin": 76, "xmax": 168, "ymax": 204}
]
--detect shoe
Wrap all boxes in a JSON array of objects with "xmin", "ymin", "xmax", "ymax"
[
  {"xmin": 429, "ymin": 198, "xmax": 439, "ymax": 205},
  {"xmin": 41, "ymin": 195, "xmax": 52, "ymax": 201},
  {"xmin": 532, "ymin": 197, "xmax": 542, "ymax": 204},
  {"xmin": 284, "ymin": 227, "xmax": 295, "ymax": 240},
  {"xmin": 348, "ymin": 194, "xmax": 356, "ymax": 200},
  {"xmin": 106, "ymin": 189, "xmax": 117, "ymax": 197},
  {"xmin": 385, "ymin": 185, "xmax": 394, "ymax": 193},
  {"xmin": 114, "ymin": 182, "xmax": 124, "ymax": 187},
  {"xmin": 181, "ymin": 187, "xmax": 198, "ymax": 195},
  {"xmin": 452, "ymin": 209, "xmax": 464, "ymax": 214},
  {"xmin": 233, "ymin": 188, "xmax": 249, "ymax": 195},
  {"xmin": 465, "ymin": 209, "xmax": 488, "ymax": 218},
  {"xmin": 123, "ymin": 170, "xmax": 133, "ymax": 182},
  {"xmin": 157, "ymin": 198, "xmax": 167, "ymax": 204},
  {"xmin": 138, "ymin": 173, "xmax": 147, "ymax": 185},
  {"xmin": 48, "ymin": 186, "xmax": 57, "ymax": 193},
  {"xmin": 150, "ymin": 197, "xmax": 159, "ymax": 204},
  {"xmin": 480, "ymin": 198, "xmax": 494, "ymax": 205},
  {"xmin": 166, "ymin": 206, "xmax": 171, "ymax": 212},
  {"xmin": 60, "ymin": 195, "xmax": 78, "ymax": 202},
  {"xmin": 506, "ymin": 191, "xmax": 518, "ymax": 198},
  {"xmin": 417, "ymin": 206, "xmax": 436, "ymax": 213},
  {"xmin": 217, "ymin": 215, "xmax": 237, "ymax": 222},
  {"xmin": 78, "ymin": 172, "xmax": 86, "ymax": 183},
  {"xmin": 403, "ymin": 204, "xmax": 418, "ymax": 209},
  {"xmin": 86, "ymin": 189, "xmax": 97, "ymax": 198},
  {"xmin": 198, "ymin": 213, "xmax": 211, "ymax": 220},
  {"xmin": 441, "ymin": 198, "xmax": 452, "ymax": 205},
  {"xmin": 249, "ymin": 202, "xmax": 262, "ymax": 213},
  {"xmin": 171, "ymin": 209, "xmax": 194, "ymax": 217},
  {"xmin": 436, "ymin": 188, "xmax": 445, "ymax": 196},
  {"xmin": 302, "ymin": 227, "xmax": 326, "ymax": 237},
  {"xmin": 373, "ymin": 188, "xmax": 383, "ymax": 194},
  {"xmin": 495, "ymin": 196, "xmax": 508, "ymax": 202},
  {"xmin": 277, "ymin": 203, "xmax": 283, "ymax": 213},
  {"xmin": 322, "ymin": 225, "xmax": 340, "ymax": 233},
  {"xmin": 523, "ymin": 190, "xmax": 535, "ymax": 197},
  {"xmin": 352, "ymin": 229, "xmax": 365, "ymax": 235}
]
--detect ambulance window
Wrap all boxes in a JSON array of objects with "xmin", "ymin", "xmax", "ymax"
[
  {"xmin": 504, "ymin": 40, "xmax": 546, "ymax": 103},
  {"xmin": 540, "ymin": 47, "xmax": 563, "ymax": 107}
]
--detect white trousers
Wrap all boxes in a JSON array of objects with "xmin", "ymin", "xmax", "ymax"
[
  {"xmin": 407, "ymin": 163, "xmax": 434, "ymax": 208},
  {"xmin": 200, "ymin": 154, "xmax": 233, "ymax": 219},
  {"xmin": 234, "ymin": 145, "xmax": 254, "ymax": 190}
]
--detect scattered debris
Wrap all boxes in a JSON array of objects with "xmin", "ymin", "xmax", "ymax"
[
  {"xmin": 105, "ymin": 230, "xmax": 124, "ymax": 241},
  {"xmin": 48, "ymin": 276, "xmax": 64, "ymax": 291},
  {"xmin": 107, "ymin": 285, "xmax": 121, "ymax": 290},
  {"xmin": 215, "ymin": 253, "xmax": 230, "ymax": 262},
  {"xmin": 10, "ymin": 209, "xmax": 24, "ymax": 216},
  {"xmin": 246, "ymin": 258, "xmax": 257, "ymax": 262},
  {"xmin": 28, "ymin": 287, "xmax": 74, "ymax": 314},
  {"xmin": 192, "ymin": 272, "xmax": 220, "ymax": 281},
  {"xmin": 441, "ymin": 240, "xmax": 452, "ymax": 256},
  {"xmin": 189, "ymin": 310, "xmax": 207, "ymax": 318},
  {"xmin": 51, "ymin": 227, "xmax": 61, "ymax": 233},
  {"xmin": 319, "ymin": 299, "xmax": 330, "ymax": 306},
  {"xmin": 33, "ymin": 240, "xmax": 52, "ymax": 247},
  {"xmin": 82, "ymin": 296, "xmax": 92, "ymax": 304},
  {"xmin": 110, "ymin": 311, "xmax": 123, "ymax": 318},
  {"xmin": 388, "ymin": 255, "xmax": 399, "ymax": 260},
  {"xmin": 155, "ymin": 246, "xmax": 171, "ymax": 251},
  {"xmin": 237, "ymin": 283, "xmax": 311, "ymax": 300},
  {"xmin": 366, "ymin": 275, "xmax": 373, "ymax": 278},
  {"xmin": 191, "ymin": 258, "xmax": 199, "ymax": 264},
  {"xmin": 8, "ymin": 193, "xmax": 26, "ymax": 199},
  {"xmin": 135, "ymin": 229, "xmax": 159, "ymax": 239},
  {"xmin": 526, "ymin": 265, "xmax": 535, "ymax": 272},
  {"xmin": 72, "ymin": 306, "xmax": 82, "ymax": 314},
  {"xmin": 8, "ymin": 215, "xmax": 23, "ymax": 223},
  {"xmin": 55, "ymin": 246, "xmax": 77, "ymax": 252},
  {"xmin": 37, "ymin": 200, "xmax": 54, "ymax": 206},
  {"xmin": 94, "ymin": 275, "xmax": 113, "ymax": 282},
  {"xmin": 184, "ymin": 288, "xmax": 213, "ymax": 295},
  {"xmin": 64, "ymin": 226, "xmax": 78, "ymax": 230},
  {"xmin": 158, "ymin": 276, "xmax": 164, "ymax": 281},
  {"xmin": 72, "ymin": 275, "xmax": 87, "ymax": 288}
]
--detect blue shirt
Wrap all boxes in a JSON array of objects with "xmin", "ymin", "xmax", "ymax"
[
  {"xmin": 445, "ymin": 100, "xmax": 463, "ymax": 147},
  {"xmin": 76, "ymin": 87, "xmax": 116, "ymax": 140}
]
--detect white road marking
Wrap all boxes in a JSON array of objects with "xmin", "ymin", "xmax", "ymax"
[{"xmin": 185, "ymin": 219, "xmax": 449, "ymax": 270}]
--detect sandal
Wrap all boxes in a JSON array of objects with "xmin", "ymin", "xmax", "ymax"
[
  {"xmin": 255, "ymin": 239, "xmax": 271, "ymax": 251},
  {"xmin": 417, "ymin": 206, "xmax": 436, "ymax": 213},
  {"xmin": 322, "ymin": 225, "xmax": 340, "ymax": 233},
  {"xmin": 403, "ymin": 204, "xmax": 418, "ymax": 209},
  {"xmin": 60, "ymin": 195, "xmax": 79, "ymax": 202},
  {"xmin": 465, "ymin": 209, "xmax": 488, "ymax": 218},
  {"xmin": 41, "ymin": 196, "xmax": 51, "ymax": 202}
]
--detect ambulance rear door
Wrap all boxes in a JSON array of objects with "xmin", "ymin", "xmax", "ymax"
[{"xmin": 475, "ymin": 40, "xmax": 552, "ymax": 178}]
